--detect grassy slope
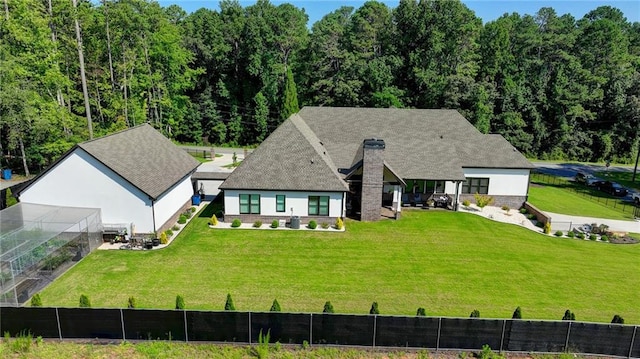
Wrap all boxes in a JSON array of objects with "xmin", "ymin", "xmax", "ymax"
[
  {"xmin": 40, "ymin": 208, "xmax": 640, "ymax": 324},
  {"xmin": 528, "ymin": 185, "xmax": 633, "ymax": 220}
]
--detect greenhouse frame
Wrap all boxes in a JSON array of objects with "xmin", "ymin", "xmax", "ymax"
[{"xmin": 0, "ymin": 203, "xmax": 102, "ymax": 306}]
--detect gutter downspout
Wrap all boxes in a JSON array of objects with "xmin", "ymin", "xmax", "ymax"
[{"xmin": 150, "ymin": 197, "xmax": 157, "ymax": 234}]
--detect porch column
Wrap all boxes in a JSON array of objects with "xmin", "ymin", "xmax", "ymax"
[
  {"xmin": 454, "ymin": 181, "xmax": 461, "ymax": 211},
  {"xmin": 392, "ymin": 185, "xmax": 402, "ymax": 215}
]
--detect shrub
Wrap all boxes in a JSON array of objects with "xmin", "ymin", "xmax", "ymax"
[
  {"xmin": 190, "ymin": 207, "xmax": 196, "ymax": 213},
  {"xmin": 271, "ymin": 220, "xmax": 279, "ymax": 228},
  {"xmin": 231, "ymin": 219, "xmax": 241, "ymax": 228},
  {"xmin": 554, "ymin": 230, "xmax": 564, "ymax": 237},
  {"xmin": 30, "ymin": 294, "xmax": 42, "ymax": 307},
  {"xmin": 335, "ymin": 217, "xmax": 343, "ymax": 230},
  {"xmin": 576, "ymin": 232, "xmax": 585, "ymax": 240},
  {"xmin": 321, "ymin": 222, "xmax": 330, "ymax": 229},
  {"xmin": 416, "ymin": 307, "xmax": 426, "ymax": 316},
  {"xmin": 175, "ymin": 295, "xmax": 185, "ymax": 309},
  {"xmin": 543, "ymin": 222, "xmax": 551, "ymax": 234},
  {"xmin": 512, "ymin": 306, "xmax": 522, "ymax": 319},
  {"xmin": 209, "ymin": 215, "xmax": 218, "ymax": 226},
  {"xmin": 172, "ymin": 225, "xmax": 180, "ymax": 231},
  {"xmin": 178, "ymin": 214, "xmax": 187, "ymax": 224},
  {"xmin": 527, "ymin": 214, "xmax": 536, "ymax": 220},
  {"xmin": 462, "ymin": 200, "xmax": 471, "ymax": 207},
  {"xmin": 600, "ymin": 235, "xmax": 609, "ymax": 242},
  {"xmin": 369, "ymin": 302, "xmax": 379, "ymax": 315},
  {"xmin": 270, "ymin": 299, "xmax": 281, "ymax": 312},
  {"xmin": 127, "ymin": 296, "xmax": 136, "ymax": 309},
  {"xmin": 165, "ymin": 229, "xmax": 173, "ymax": 236},
  {"xmin": 225, "ymin": 293, "xmax": 236, "ymax": 311},
  {"xmin": 519, "ymin": 208, "xmax": 528, "ymax": 214},
  {"xmin": 589, "ymin": 234, "xmax": 597, "ymax": 241},
  {"xmin": 308, "ymin": 220, "xmax": 317, "ymax": 229},
  {"xmin": 323, "ymin": 301, "xmax": 334, "ymax": 313},
  {"xmin": 562, "ymin": 309, "xmax": 575, "ymax": 321},
  {"xmin": 79, "ymin": 294, "xmax": 91, "ymax": 308},
  {"xmin": 160, "ymin": 232, "xmax": 168, "ymax": 244},
  {"xmin": 184, "ymin": 210, "xmax": 192, "ymax": 219},
  {"xmin": 612, "ymin": 314, "xmax": 624, "ymax": 324},
  {"xmin": 470, "ymin": 309, "xmax": 480, "ymax": 318},
  {"xmin": 473, "ymin": 193, "xmax": 494, "ymax": 211},
  {"xmin": 501, "ymin": 205, "xmax": 510, "ymax": 212},
  {"xmin": 253, "ymin": 220, "xmax": 262, "ymax": 228},
  {"xmin": 567, "ymin": 231, "xmax": 575, "ymax": 238}
]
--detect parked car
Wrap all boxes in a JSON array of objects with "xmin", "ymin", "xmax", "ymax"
[
  {"xmin": 632, "ymin": 192, "xmax": 640, "ymax": 205},
  {"xmin": 574, "ymin": 172, "xmax": 600, "ymax": 186},
  {"xmin": 595, "ymin": 181, "xmax": 628, "ymax": 197}
]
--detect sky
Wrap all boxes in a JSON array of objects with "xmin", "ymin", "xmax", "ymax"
[{"xmin": 157, "ymin": 0, "xmax": 640, "ymax": 25}]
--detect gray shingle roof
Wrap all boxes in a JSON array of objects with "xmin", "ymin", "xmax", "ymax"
[
  {"xmin": 77, "ymin": 124, "xmax": 200, "ymax": 199},
  {"xmin": 219, "ymin": 115, "xmax": 349, "ymax": 192}
]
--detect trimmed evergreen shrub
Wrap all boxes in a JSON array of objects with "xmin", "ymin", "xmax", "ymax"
[
  {"xmin": 335, "ymin": 218, "xmax": 343, "ymax": 230},
  {"xmin": 589, "ymin": 234, "xmax": 597, "ymax": 241},
  {"xmin": 253, "ymin": 220, "xmax": 262, "ymax": 228},
  {"xmin": 512, "ymin": 306, "xmax": 522, "ymax": 319},
  {"xmin": 519, "ymin": 208, "xmax": 527, "ymax": 214},
  {"xmin": 190, "ymin": 207, "xmax": 196, "ymax": 213},
  {"xmin": 209, "ymin": 215, "xmax": 218, "ymax": 226},
  {"xmin": 172, "ymin": 225, "xmax": 180, "ymax": 231},
  {"xmin": 470, "ymin": 309, "xmax": 480, "ymax": 318},
  {"xmin": 79, "ymin": 294, "xmax": 91, "ymax": 308},
  {"xmin": 576, "ymin": 232, "xmax": 585, "ymax": 239},
  {"xmin": 601, "ymin": 235, "xmax": 608, "ymax": 242},
  {"xmin": 562, "ymin": 309, "xmax": 575, "ymax": 321},
  {"xmin": 612, "ymin": 315, "xmax": 624, "ymax": 324},
  {"xmin": 231, "ymin": 219, "xmax": 241, "ymax": 228},
  {"xmin": 270, "ymin": 299, "xmax": 281, "ymax": 312},
  {"xmin": 369, "ymin": 302, "xmax": 379, "ymax": 315},
  {"xmin": 165, "ymin": 229, "xmax": 173, "ymax": 236},
  {"xmin": 308, "ymin": 220, "xmax": 317, "ymax": 229},
  {"xmin": 567, "ymin": 231, "xmax": 575, "ymax": 238},
  {"xmin": 543, "ymin": 222, "xmax": 551, "ymax": 234},
  {"xmin": 323, "ymin": 301, "xmax": 334, "ymax": 313},
  {"xmin": 30, "ymin": 294, "xmax": 42, "ymax": 307},
  {"xmin": 554, "ymin": 230, "xmax": 563, "ymax": 237},
  {"xmin": 462, "ymin": 200, "xmax": 471, "ymax": 207},
  {"xmin": 416, "ymin": 307, "xmax": 426, "ymax": 316},
  {"xmin": 160, "ymin": 232, "xmax": 168, "ymax": 244},
  {"xmin": 321, "ymin": 222, "xmax": 330, "ymax": 229},
  {"xmin": 271, "ymin": 220, "xmax": 279, "ymax": 228},
  {"xmin": 225, "ymin": 293, "xmax": 236, "ymax": 311},
  {"xmin": 178, "ymin": 214, "xmax": 187, "ymax": 224},
  {"xmin": 127, "ymin": 296, "xmax": 136, "ymax": 309},
  {"xmin": 175, "ymin": 295, "xmax": 185, "ymax": 309}
]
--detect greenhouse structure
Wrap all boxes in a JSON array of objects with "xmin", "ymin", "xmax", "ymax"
[{"xmin": 0, "ymin": 203, "xmax": 102, "ymax": 306}]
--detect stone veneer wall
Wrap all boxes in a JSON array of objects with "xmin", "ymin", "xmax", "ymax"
[
  {"xmin": 223, "ymin": 214, "xmax": 338, "ymax": 226},
  {"xmin": 361, "ymin": 141, "xmax": 384, "ymax": 221},
  {"xmin": 458, "ymin": 194, "xmax": 527, "ymax": 211},
  {"xmin": 156, "ymin": 198, "xmax": 192, "ymax": 234}
]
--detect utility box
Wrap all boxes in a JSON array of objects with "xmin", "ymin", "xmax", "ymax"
[
  {"xmin": 290, "ymin": 216, "xmax": 300, "ymax": 229},
  {"xmin": 191, "ymin": 195, "xmax": 201, "ymax": 206}
]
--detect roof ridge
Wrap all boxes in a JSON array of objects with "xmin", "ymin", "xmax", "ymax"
[
  {"xmin": 78, "ymin": 123, "xmax": 152, "ymax": 146},
  {"xmin": 290, "ymin": 114, "xmax": 343, "ymax": 179}
]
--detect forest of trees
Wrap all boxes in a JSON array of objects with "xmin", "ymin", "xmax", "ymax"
[{"xmin": 1, "ymin": 0, "xmax": 639, "ymax": 175}]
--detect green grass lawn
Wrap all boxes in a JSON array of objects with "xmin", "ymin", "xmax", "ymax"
[{"xmin": 39, "ymin": 206, "xmax": 640, "ymax": 324}]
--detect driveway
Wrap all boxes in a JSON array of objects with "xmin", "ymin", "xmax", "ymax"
[{"xmin": 546, "ymin": 212, "xmax": 639, "ymax": 233}]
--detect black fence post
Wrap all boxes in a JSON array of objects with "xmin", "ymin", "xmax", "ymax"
[
  {"xmin": 120, "ymin": 309, "xmax": 126, "ymax": 341},
  {"xmin": 500, "ymin": 319, "xmax": 506, "ymax": 352},
  {"xmin": 436, "ymin": 317, "xmax": 441, "ymax": 351},
  {"xmin": 629, "ymin": 326, "xmax": 637, "ymax": 359},
  {"xmin": 309, "ymin": 313, "xmax": 313, "ymax": 346},
  {"xmin": 183, "ymin": 310, "xmax": 188, "ymax": 343},
  {"xmin": 564, "ymin": 320, "xmax": 572, "ymax": 352},
  {"xmin": 372, "ymin": 315, "xmax": 377, "ymax": 348},
  {"xmin": 248, "ymin": 312, "xmax": 251, "ymax": 345},
  {"xmin": 55, "ymin": 307, "xmax": 62, "ymax": 340}
]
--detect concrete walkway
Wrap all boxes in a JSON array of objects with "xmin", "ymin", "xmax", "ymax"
[{"xmin": 546, "ymin": 212, "xmax": 639, "ymax": 233}]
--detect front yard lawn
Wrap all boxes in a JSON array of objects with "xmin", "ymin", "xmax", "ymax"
[{"xmin": 40, "ymin": 206, "xmax": 640, "ymax": 324}]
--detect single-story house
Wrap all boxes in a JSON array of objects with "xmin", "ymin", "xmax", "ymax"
[
  {"xmin": 17, "ymin": 124, "xmax": 200, "ymax": 234},
  {"xmin": 220, "ymin": 107, "xmax": 535, "ymax": 223}
]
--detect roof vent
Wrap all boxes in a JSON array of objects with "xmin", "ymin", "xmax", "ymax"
[
  {"xmin": 310, "ymin": 159, "xmax": 314, "ymax": 164},
  {"xmin": 363, "ymin": 138, "xmax": 385, "ymax": 149}
]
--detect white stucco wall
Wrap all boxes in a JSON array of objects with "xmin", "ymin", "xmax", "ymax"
[
  {"xmin": 20, "ymin": 148, "xmax": 155, "ymax": 232},
  {"xmin": 153, "ymin": 175, "xmax": 194, "ymax": 231},
  {"xmin": 224, "ymin": 190, "xmax": 344, "ymax": 217},
  {"xmin": 196, "ymin": 180, "xmax": 224, "ymax": 198},
  {"xmin": 459, "ymin": 168, "xmax": 531, "ymax": 196}
]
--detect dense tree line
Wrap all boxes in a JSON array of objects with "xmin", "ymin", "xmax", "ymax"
[{"xmin": 1, "ymin": 0, "xmax": 638, "ymax": 175}]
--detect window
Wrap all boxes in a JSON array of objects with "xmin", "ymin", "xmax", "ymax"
[
  {"xmin": 308, "ymin": 196, "xmax": 329, "ymax": 216},
  {"xmin": 239, "ymin": 194, "xmax": 260, "ymax": 214},
  {"xmin": 462, "ymin": 178, "xmax": 489, "ymax": 194},
  {"xmin": 276, "ymin": 195, "xmax": 286, "ymax": 212}
]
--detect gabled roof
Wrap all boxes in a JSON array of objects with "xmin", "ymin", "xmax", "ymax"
[
  {"xmin": 21, "ymin": 124, "xmax": 200, "ymax": 200},
  {"xmin": 219, "ymin": 115, "xmax": 349, "ymax": 192}
]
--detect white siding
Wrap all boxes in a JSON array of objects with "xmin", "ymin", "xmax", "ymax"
[
  {"xmin": 153, "ymin": 176, "xmax": 194, "ymax": 231},
  {"xmin": 459, "ymin": 168, "xmax": 530, "ymax": 196},
  {"xmin": 20, "ymin": 148, "xmax": 154, "ymax": 232},
  {"xmin": 224, "ymin": 190, "xmax": 344, "ymax": 217}
]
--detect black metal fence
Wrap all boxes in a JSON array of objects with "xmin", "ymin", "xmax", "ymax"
[{"xmin": 1, "ymin": 307, "xmax": 638, "ymax": 357}]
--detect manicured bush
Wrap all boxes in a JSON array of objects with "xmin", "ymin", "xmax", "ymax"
[
  {"xmin": 416, "ymin": 307, "xmax": 426, "ymax": 316},
  {"xmin": 519, "ymin": 208, "xmax": 527, "ymax": 214},
  {"xmin": 184, "ymin": 210, "xmax": 192, "ymax": 219},
  {"xmin": 527, "ymin": 214, "xmax": 536, "ymax": 220},
  {"xmin": 308, "ymin": 220, "xmax": 317, "ymax": 229},
  {"xmin": 225, "ymin": 293, "xmax": 236, "ymax": 311},
  {"xmin": 175, "ymin": 295, "xmax": 185, "ymax": 309},
  {"xmin": 271, "ymin": 220, "xmax": 279, "ymax": 228},
  {"xmin": 576, "ymin": 232, "xmax": 585, "ymax": 240},
  {"xmin": 231, "ymin": 219, "xmax": 241, "ymax": 228},
  {"xmin": 321, "ymin": 222, "xmax": 330, "ymax": 229},
  {"xmin": 554, "ymin": 230, "xmax": 563, "ymax": 237},
  {"xmin": 462, "ymin": 200, "xmax": 471, "ymax": 207},
  {"xmin": 470, "ymin": 309, "xmax": 480, "ymax": 318},
  {"xmin": 369, "ymin": 302, "xmax": 379, "ymax": 315},
  {"xmin": 178, "ymin": 214, "xmax": 187, "ymax": 224},
  {"xmin": 253, "ymin": 220, "xmax": 262, "ymax": 228},
  {"xmin": 562, "ymin": 309, "xmax": 575, "ymax": 321},
  {"xmin": 323, "ymin": 301, "xmax": 334, "ymax": 313},
  {"xmin": 473, "ymin": 193, "xmax": 494, "ymax": 211},
  {"xmin": 612, "ymin": 314, "xmax": 624, "ymax": 324},
  {"xmin": 600, "ymin": 235, "xmax": 609, "ymax": 242},
  {"xmin": 190, "ymin": 207, "xmax": 196, "ymax": 213},
  {"xmin": 543, "ymin": 222, "xmax": 551, "ymax": 234},
  {"xmin": 79, "ymin": 294, "xmax": 91, "ymax": 308},
  {"xmin": 160, "ymin": 232, "xmax": 168, "ymax": 244},
  {"xmin": 512, "ymin": 306, "xmax": 522, "ymax": 319},
  {"xmin": 165, "ymin": 229, "xmax": 173, "ymax": 236},
  {"xmin": 30, "ymin": 294, "xmax": 42, "ymax": 307},
  {"xmin": 567, "ymin": 231, "xmax": 575, "ymax": 238},
  {"xmin": 589, "ymin": 234, "xmax": 597, "ymax": 241},
  {"xmin": 270, "ymin": 299, "xmax": 281, "ymax": 312},
  {"xmin": 127, "ymin": 296, "xmax": 136, "ymax": 309},
  {"xmin": 209, "ymin": 215, "xmax": 218, "ymax": 226},
  {"xmin": 172, "ymin": 225, "xmax": 180, "ymax": 231},
  {"xmin": 335, "ymin": 217, "xmax": 344, "ymax": 230},
  {"xmin": 501, "ymin": 205, "xmax": 510, "ymax": 212}
]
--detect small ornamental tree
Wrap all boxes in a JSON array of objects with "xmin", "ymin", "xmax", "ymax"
[
  {"xmin": 270, "ymin": 299, "xmax": 281, "ymax": 312},
  {"xmin": 612, "ymin": 315, "xmax": 625, "ymax": 324},
  {"xmin": 335, "ymin": 218, "xmax": 343, "ymax": 230},
  {"xmin": 31, "ymin": 294, "xmax": 42, "ymax": 307},
  {"xmin": 562, "ymin": 310, "xmax": 575, "ymax": 321},
  {"xmin": 127, "ymin": 296, "xmax": 136, "ymax": 309},
  {"xmin": 470, "ymin": 309, "xmax": 480, "ymax": 318},
  {"xmin": 209, "ymin": 215, "xmax": 218, "ymax": 226},
  {"xmin": 79, "ymin": 294, "xmax": 91, "ymax": 308},
  {"xmin": 323, "ymin": 301, "xmax": 334, "ymax": 313},
  {"xmin": 369, "ymin": 302, "xmax": 379, "ymax": 315},
  {"xmin": 175, "ymin": 295, "xmax": 185, "ymax": 310},
  {"xmin": 544, "ymin": 222, "xmax": 552, "ymax": 235},
  {"xmin": 512, "ymin": 306, "xmax": 522, "ymax": 319},
  {"xmin": 473, "ymin": 193, "xmax": 493, "ymax": 211},
  {"xmin": 416, "ymin": 307, "xmax": 426, "ymax": 316},
  {"xmin": 160, "ymin": 232, "xmax": 168, "ymax": 244},
  {"xmin": 225, "ymin": 293, "xmax": 236, "ymax": 311}
]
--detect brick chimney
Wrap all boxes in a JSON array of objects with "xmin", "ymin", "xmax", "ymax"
[{"xmin": 360, "ymin": 139, "xmax": 385, "ymax": 221}]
